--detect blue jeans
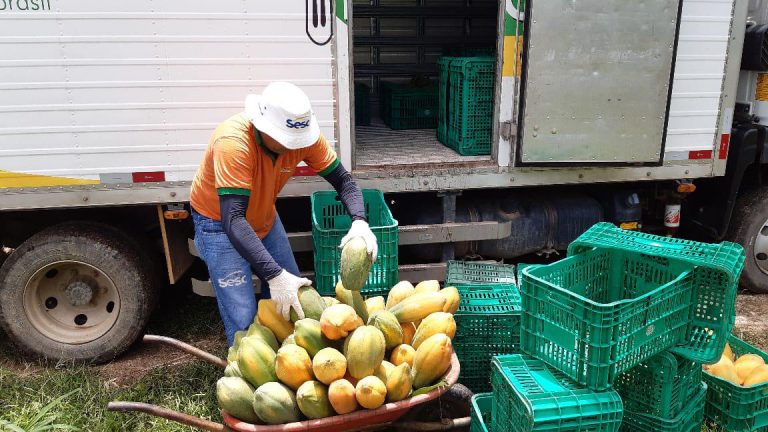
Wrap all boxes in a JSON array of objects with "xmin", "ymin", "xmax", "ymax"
[{"xmin": 192, "ymin": 211, "xmax": 300, "ymax": 346}]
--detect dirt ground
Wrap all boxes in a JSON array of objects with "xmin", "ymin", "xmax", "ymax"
[{"xmin": 733, "ymin": 291, "xmax": 768, "ymax": 349}]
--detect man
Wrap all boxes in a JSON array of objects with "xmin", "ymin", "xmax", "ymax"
[{"xmin": 190, "ymin": 82, "xmax": 377, "ymax": 345}]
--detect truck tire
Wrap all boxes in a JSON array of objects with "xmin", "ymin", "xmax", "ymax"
[
  {"xmin": 0, "ymin": 221, "xmax": 158, "ymax": 363},
  {"xmin": 727, "ymin": 187, "xmax": 768, "ymax": 294}
]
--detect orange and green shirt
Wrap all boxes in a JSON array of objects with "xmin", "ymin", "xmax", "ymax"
[{"xmin": 190, "ymin": 112, "xmax": 338, "ymax": 238}]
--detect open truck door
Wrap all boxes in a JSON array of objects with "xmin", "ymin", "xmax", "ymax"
[{"xmin": 513, "ymin": 0, "xmax": 682, "ymax": 165}]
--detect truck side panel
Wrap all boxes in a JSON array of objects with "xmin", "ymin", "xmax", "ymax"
[{"xmin": 0, "ymin": 0, "xmax": 338, "ymax": 186}]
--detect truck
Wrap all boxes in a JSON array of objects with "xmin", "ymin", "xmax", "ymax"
[{"xmin": 1, "ymin": 0, "xmax": 766, "ymax": 363}]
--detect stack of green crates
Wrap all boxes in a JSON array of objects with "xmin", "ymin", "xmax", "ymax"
[
  {"xmin": 614, "ymin": 352, "xmax": 707, "ymax": 431},
  {"xmin": 437, "ymin": 57, "xmax": 495, "ymax": 155},
  {"xmin": 354, "ymin": 82, "xmax": 371, "ymax": 126},
  {"xmin": 704, "ymin": 335, "xmax": 768, "ymax": 432},
  {"xmin": 490, "ymin": 354, "xmax": 624, "ymax": 432},
  {"xmin": 380, "ymin": 81, "xmax": 438, "ymax": 130},
  {"xmin": 446, "ymin": 260, "xmax": 520, "ymax": 393},
  {"xmin": 310, "ymin": 189, "xmax": 398, "ymax": 297},
  {"xmin": 519, "ymin": 222, "xmax": 744, "ymax": 390}
]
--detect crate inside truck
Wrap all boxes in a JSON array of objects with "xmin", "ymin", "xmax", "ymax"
[{"xmin": 1, "ymin": 0, "xmax": 767, "ymax": 365}]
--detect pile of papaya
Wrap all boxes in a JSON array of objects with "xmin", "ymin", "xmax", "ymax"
[
  {"xmin": 704, "ymin": 342, "xmax": 768, "ymax": 387},
  {"xmin": 216, "ymin": 239, "xmax": 460, "ymax": 424}
]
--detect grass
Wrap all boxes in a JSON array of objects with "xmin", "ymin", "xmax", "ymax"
[
  {"xmin": 0, "ymin": 361, "xmax": 221, "ymax": 431},
  {"xmin": 0, "ymin": 284, "xmax": 226, "ymax": 432}
]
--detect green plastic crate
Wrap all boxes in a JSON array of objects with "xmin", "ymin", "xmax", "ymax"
[
  {"xmin": 354, "ymin": 83, "xmax": 371, "ymax": 126},
  {"xmin": 470, "ymin": 393, "xmax": 493, "ymax": 432},
  {"xmin": 311, "ymin": 189, "xmax": 398, "ymax": 297},
  {"xmin": 454, "ymin": 283, "xmax": 521, "ymax": 393},
  {"xmin": 380, "ymin": 82, "xmax": 438, "ymax": 130},
  {"xmin": 445, "ymin": 57, "xmax": 495, "ymax": 156},
  {"xmin": 621, "ymin": 383, "xmax": 707, "ymax": 432},
  {"xmin": 704, "ymin": 336, "xmax": 768, "ymax": 432},
  {"xmin": 568, "ymin": 222, "xmax": 745, "ymax": 364},
  {"xmin": 519, "ymin": 247, "xmax": 695, "ymax": 391},
  {"xmin": 491, "ymin": 354, "xmax": 623, "ymax": 432},
  {"xmin": 614, "ymin": 351, "xmax": 702, "ymax": 419},
  {"xmin": 446, "ymin": 260, "xmax": 516, "ymax": 288}
]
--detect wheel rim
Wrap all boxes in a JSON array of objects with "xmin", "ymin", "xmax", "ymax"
[
  {"xmin": 23, "ymin": 260, "xmax": 120, "ymax": 344},
  {"xmin": 754, "ymin": 218, "xmax": 768, "ymax": 276}
]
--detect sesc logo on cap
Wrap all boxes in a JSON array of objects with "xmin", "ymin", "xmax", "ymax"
[{"xmin": 286, "ymin": 114, "xmax": 311, "ymax": 129}]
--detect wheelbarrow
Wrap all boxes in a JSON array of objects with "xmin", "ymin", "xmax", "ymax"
[{"xmin": 108, "ymin": 335, "xmax": 469, "ymax": 432}]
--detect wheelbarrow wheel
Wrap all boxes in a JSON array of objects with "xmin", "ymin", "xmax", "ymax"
[{"xmin": 399, "ymin": 384, "xmax": 473, "ymax": 430}]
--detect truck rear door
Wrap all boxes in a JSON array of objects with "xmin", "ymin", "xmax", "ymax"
[{"xmin": 515, "ymin": 0, "xmax": 682, "ymax": 165}]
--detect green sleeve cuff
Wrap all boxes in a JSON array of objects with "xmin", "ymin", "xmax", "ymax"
[
  {"xmin": 317, "ymin": 158, "xmax": 341, "ymax": 177},
  {"xmin": 217, "ymin": 187, "xmax": 251, "ymax": 196}
]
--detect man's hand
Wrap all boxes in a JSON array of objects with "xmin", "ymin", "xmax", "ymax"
[
  {"xmin": 339, "ymin": 220, "xmax": 378, "ymax": 262},
  {"xmin": 267, "ymin": 270, "xmax": 312, "ymax": 320}
]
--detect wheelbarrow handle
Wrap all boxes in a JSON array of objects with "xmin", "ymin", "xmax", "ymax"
[
  {"xmin": 107, "ymin": 401, "xmax": 225, "ymax": 432},
  {"xmin": 143, "ymin": 334, "xmax": 227, "ymax": 368}
]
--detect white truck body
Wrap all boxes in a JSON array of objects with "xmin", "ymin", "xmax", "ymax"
[{"xmin": 0, "ymin": 0, "xmax": 745, "ymax": 210}]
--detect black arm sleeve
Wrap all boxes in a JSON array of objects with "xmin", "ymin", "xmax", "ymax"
[
  {"xmin": 322, "ymin": 164, "xmax": 367, "ymax": 221},
  {"xmin": 219, "ymin": 194, "xmax": 283, "ymax": 281}
]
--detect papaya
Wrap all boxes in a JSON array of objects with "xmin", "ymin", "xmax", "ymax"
[
  {"xmin": 344, "ymin": 326, "xmax": 386, "ymax": 379},
  {"xmin": 275, "ymin": 344, "xmax": 314, "ymax": 391},
  {"xmin": 723, "ymin": 342, "xmax": 735, "ymax": 362},
  {"xmin": 329, "ymin": 379, "xmax": 359, "ymax": 414},
  {"xmin": 368, "ymin": 310, "xmax": 404, "ymax": 350},
  {"xmin": 365, "ymin": 296, "xmax": 386, "ymax": 315},
  {"xmin": 227, "ymin": 346, "xmax": 239, "ymax": 363},
  {"xmin": 225, "ymin": 361, "xmax": 243, "ymax": 378},
  {"xmin": 290, "ymin": 286, "xmax": 328, "ymax": 322},
  {"xmin": 411, "ymin": 333, "xmax": 453, "ymax": 389},
  {"xmin": 233, "ymin": 330, "xmax": 247, "ymax": 350},
  {"xmin": 294, "ymin": 318, "xmax": 331, "ymax": 357},
  {"xmin": 336, "ymin": 281, "xmax": 369, "ymax": 322},
  {"xmin": 386, "ymin": 281, "xmax": 415, "ymax": 310},
  {"xmin": 246, "ymin": 322, "xmax": 279, "ymax": 351},
  {"xmin": 237, "ymin": 336, "xmax": 278, "ymax": 387},
  {"xmin": 374, "ymin": 360, "xmax": 395, "ymax": 383},
  {"xmin": 324, "ymin": 296, "xmax": 341, "ymax": 308},
  {"xmin": 704, "ymin": 355, "xmax": 740, "ymax": 385},
  {"xmin": 340, "ymin": 236, "xmax": 372, "ymax": 291},
  {"xmin": 439, "ymin": 287, "xmax": 460, "ymax": 314},
  {"xmin": 313, "ymin": 347, "xmax": 347, "ymax": 385},
  {"xmin": 258, "ymin": 299, "xmax": 294, "ymax": 342},
  {"xmin": 320, "ymin": 304, "xmax": 363, "ymax": 340},
  {"xmin": 412, "ymin": 312, "xmax": 456, "ymax": 349},
  {"xmin": 216, "ymin": 377, "xmax": 260, "ymax": 423},
  {"xmin": 389, "ymin": 292, "xmax": 447, "ymax": 323},
  {"xmin": 252, "ymin": 382, "xmax": 302, "ymax": 425},
  {"xmin": 282, "ymin": 333, "xmax": 296, "ymax": 346},
  {"xmin": 743, "ymin": 364, "xmax": 768, "ymax": 387},
  {"xmin": 385, "ymin": 363, "xmax": 412, "ymax": 402},
  {"xmin": 355, "ymin": 376, "xmax": 387, "ymax": 409},
  {"xmin": 390, "ymin": 344, "xmax": 416, "ymax": 367},
  {"xmin": 401, "ymin": 322, "xmax": 417, "ymax": 345},
  {"xmin": 296, "ymin": 380, "xmax": 334, "ymax": 419},
  {"xmin": 735, "ymin": 354, "xmax": 766, "ymax": 384},
  {"xmin": 414, "ymin": 280, "xmax": 440, "ymax": 294}
]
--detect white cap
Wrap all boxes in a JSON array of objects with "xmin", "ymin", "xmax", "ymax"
[{"xmin": 245, "ymin": 82, "xmax": 321, "ymax": 150}]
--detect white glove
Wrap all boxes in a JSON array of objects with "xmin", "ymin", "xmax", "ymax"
[
  {"xmin": 267, "ymin": 270, "xmax": 312, "ymax": 320},
  {"xmin": 339, "ymin": 220, "xmax": 378, "ymax": 262}
]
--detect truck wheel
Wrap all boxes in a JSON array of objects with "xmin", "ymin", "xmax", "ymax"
[
  {"xmin": 727, "ymin": 187, "xmax": 768, "ymax": 294},
  {"xmin": 0, "ymin": 222, "xmax": 157, "ymax": 363}
]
